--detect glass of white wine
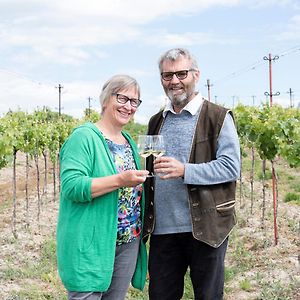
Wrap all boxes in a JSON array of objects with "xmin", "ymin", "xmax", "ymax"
[
  {"xmin": 137, "ymin": 135, "xmax": 153, "ymax": 174},
  {"xmin": 137, "ymin": 135, "xmax": 165, "ymax": 177},
  {"xmin": 151, "ymin": 135, "xmax": 165, "ymax": 177}
]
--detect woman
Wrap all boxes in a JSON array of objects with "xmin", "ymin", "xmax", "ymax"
[{"xmin": 56, "ymin": 74, "xmax": 149, "ymax": 300}]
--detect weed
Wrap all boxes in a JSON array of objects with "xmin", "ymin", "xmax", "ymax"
[
  {"xmin": 284, "ymin": 192, "xmax": 300, "ymax": 204},
  {"xmin": 225, "ymin": 266, "xmax": 240, "ymax": 282},
  {"xmin": 257, "ymin": 169, "xmax": 272, "ymax": 180},
  {"xmin": 258, "ymin": 279, "xmax": 296, "ymax": 300},
  {"xmin": 239, "ymin": 278, "xmax": 252, "ymax": 291}
]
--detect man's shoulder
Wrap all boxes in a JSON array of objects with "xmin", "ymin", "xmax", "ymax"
[
  {"xmin": 148, "ymin": 110, "xmax": 164, "ymax": 134},
  {"xmin": 149, "ymin": 110, "xmax": 164, "ymax": 123},
  {"xmin": 204, "ymin": 99, "xmax": 228, "ymax": 111}
]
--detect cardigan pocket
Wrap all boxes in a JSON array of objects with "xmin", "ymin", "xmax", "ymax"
[{"xmin": 79, "ymin": 225, "xmax": 95, "ymax": 253}]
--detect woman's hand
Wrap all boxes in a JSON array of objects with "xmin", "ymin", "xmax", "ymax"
[
  {"xmin": 154, "ymin": 156, "xmax": 184, "ymax": 179},
  {"xmin": 118, "ymin": 169, "xmax": 149, "ymax": 187},
  {"xmin": 91, "ymin": 169, "xmax": 149, "ymax": 198}
]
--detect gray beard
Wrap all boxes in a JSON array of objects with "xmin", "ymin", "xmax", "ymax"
[{"xmin": 168, "ymin": 91, "xmax": 191, "ymax": 109}]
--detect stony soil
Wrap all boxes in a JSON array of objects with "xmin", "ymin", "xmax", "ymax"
[{"xmin": 0, "ymin": 152, "xmax": 299, "ymax": 299}]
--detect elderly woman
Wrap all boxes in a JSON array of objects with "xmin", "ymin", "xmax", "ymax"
[{"xmin": 56, "ymin": 75, "xmax": 149, "ymax": 300}]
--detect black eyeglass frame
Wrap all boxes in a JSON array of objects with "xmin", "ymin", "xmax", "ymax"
[
  {"xmin": 160, "ymin": 69, "xmax": 197, "ymax": 81},
  {"xmin": 112, "ymin": 93, "xmax": 142, "ymax": 108}
]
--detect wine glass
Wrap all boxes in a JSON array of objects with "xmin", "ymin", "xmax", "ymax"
[
  {"xmin": 137, "ymin": 135, "xmax": 165, "ymax": 177},
  {"xmin": 151, "ymin": 135, "xmax": 165, "ymax": 177},
  {"xmin": 137, "ymin": 135, "xmax": 153, "ymax": 172}
]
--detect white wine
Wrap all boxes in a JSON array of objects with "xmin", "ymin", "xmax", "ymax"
[
  {"xmin": 139, "ymin": 150, "xmax": 152, "ymax": 158},
  {"xmin": 152, "ymin": 150, "xmax": 165, "ymax": 158}
]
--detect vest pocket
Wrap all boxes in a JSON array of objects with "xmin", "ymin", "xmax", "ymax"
[{"xmin": 216, "ymin": 200, "xmax": 235, "ymax": 215}]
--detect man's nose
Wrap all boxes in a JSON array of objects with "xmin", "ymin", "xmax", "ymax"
[{"xmin": 170, "ymin": 73, "xmax": 180, "ymax": 83}]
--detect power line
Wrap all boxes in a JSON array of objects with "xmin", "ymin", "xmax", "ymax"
[
  {"xmin": 278, "ymin": 45, "xmax": 300, "ymax": 58},
  {"xmin": 213, "ymin": 44, "xmax": 300, "ymax": 87},
  {"xmin": 0, "ymin": 68, "xmax": 57, "ymax": 88},
  {"xmin": 213, "ymin": 60, "xmax": 264, "ymax": 85}
]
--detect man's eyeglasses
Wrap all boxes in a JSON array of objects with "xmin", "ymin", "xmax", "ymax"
[
  {"xmin": 161, "ymin": 69, "xmax": 197, "ymax": 81},
  {"xmin": 112, "ymin": 93, "xmax": 142, "ymax": 108}
]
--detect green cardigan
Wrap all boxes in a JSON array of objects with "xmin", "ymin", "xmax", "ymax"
[{"xmin": 56, "ymin": 122, "xmax": 147, "ymax": 292}]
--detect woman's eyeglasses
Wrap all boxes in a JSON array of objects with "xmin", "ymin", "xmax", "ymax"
[
  {"xmin": 161, "ymin": 69, "xmax": 196, "ymax": 81},
  {"xmin": 112, "ymin": 93, "xmax": 142, "ymax": 108}
]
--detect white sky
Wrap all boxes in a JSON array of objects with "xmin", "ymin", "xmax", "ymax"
[{"xmin": 0, "ymin": 0, "xmax": 300, "ymax": 124}]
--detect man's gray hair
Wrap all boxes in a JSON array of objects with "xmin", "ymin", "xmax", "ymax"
[{"xmin": 158, "ymin": 48, "xmax": 198, "ymax": 72}]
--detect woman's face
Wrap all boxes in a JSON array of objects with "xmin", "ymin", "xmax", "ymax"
[{"xmin": 103, "ymin": 86, "xmax": 139, "ymax": 127}]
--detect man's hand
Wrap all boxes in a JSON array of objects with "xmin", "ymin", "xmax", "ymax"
[{"xmin": 153, "ymin": 156, "xmax": 184, "ymax": 179}]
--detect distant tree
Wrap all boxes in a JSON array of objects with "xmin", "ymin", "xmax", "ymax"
[{"xmin": 83, "ymin": 108, "xmax": 100, "ymax": 123}]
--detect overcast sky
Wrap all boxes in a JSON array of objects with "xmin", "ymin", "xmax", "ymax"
[{"xmin": 0, "ymin": 0, "xmax": 299, "ymax": 124}]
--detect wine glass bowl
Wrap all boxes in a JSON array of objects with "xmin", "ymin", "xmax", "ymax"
[
  {"xmin": 151, "ymin": 135, "xmax": 166, "ymax": 158},
  {"xmin": 137, "ymin": 135, "xmax": 153, "ymax": 159}
]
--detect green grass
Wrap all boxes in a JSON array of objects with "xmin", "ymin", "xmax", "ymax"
[
  {"xmin": 257, "ymin": 275, "xmax": 299, "ymax": 300},
  {"xmin": 239, "ymin": 279, "xmax": 252, "ymax": 291},
  {"xmin": 284, "ymin": 192, "xmax": 300, "ymax": 204}
]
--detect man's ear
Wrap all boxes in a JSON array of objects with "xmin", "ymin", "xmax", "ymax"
[{"xmin": 194, "ymin": 69, "xmax": 200, "ymax": 83}]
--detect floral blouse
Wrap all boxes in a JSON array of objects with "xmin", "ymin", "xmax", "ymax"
[{"xmin": 106, "ymin": 138, "xmax": 142, "ymax": 245}]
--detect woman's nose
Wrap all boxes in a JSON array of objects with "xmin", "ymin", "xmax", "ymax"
[{"xmin": 124, "ymin": 100, "xmax": 133, "ymax": 109}]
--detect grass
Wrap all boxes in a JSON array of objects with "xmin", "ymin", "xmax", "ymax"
[
  {"xmin": 284, "ymin": 192, "xmax": 300, "ymax": 204},
  {"xmin": 257, "ymin": 275, "xmax": 298, "ymax": 300},
  {"xmin": 239, "ymin": 279, "xmax": 252, "ymax": 292},
  {"xmin": 2, "ymin": 236, "xmax": 66, "ymax": 300}
]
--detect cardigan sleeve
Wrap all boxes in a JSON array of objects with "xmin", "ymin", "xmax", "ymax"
[{"xmin": 60, "ymin": 129, "xmax": 93, "ymax": 203}]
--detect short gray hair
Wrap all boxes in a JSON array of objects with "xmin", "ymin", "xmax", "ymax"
[
  {"xmin": 99, "ymin": 74, "xmax": 140, "ymax": 114},
  {"xmin": 158, "ymin": 48, "xmax": 198, "ymax": 72}
]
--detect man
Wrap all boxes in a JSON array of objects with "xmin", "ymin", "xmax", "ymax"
[{"xmin": 142, "ymin": 48, "xmax": 240, "ymax": 300}]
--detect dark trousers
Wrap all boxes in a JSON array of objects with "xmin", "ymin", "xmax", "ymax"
[{"xmin": 148, "ymin": 233, "xmax": 228, "ymax": 300}]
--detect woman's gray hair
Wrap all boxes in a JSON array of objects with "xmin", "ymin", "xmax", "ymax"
[
  {"xmin": 99, "ymin": 74, "xmax": 140, "ymax": 114},
  {"xmin": 158, "ymin": 48, "xmax": 198, "ymax": 72}
]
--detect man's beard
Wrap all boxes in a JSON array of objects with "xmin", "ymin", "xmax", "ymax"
[{"xmin": 167, "ymin": 90, "xmax": 191, "ymax": 109}]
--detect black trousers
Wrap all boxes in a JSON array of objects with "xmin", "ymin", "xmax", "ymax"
[{"xmin": 148, "ymin": 232, "xmax": 228, "ymax": 300}]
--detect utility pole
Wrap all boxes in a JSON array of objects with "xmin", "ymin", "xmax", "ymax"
[
  {"xmin": 87, "ymin": 97, "xmax": 92, "ymax": 117},
  {"xmin": 205, "ymin": 79, "xmax": 213, "ymax": 102},
  {"xmin": 232, "ymin": 95, "xmax": 235, "ymax": 108},
  {"xmin": 252, "ymin": 95, "xmax": 256, "ymax": 106},
  {"xmin": 263, "ymin": 53, "xmax": 280, "ymax": 106},
  {"xmin": 214, "ymin": 95, "xmax": 218, "ymax": 104},
  {"xmin": 287, "ymin": 88, "xmax": 294, "ymax": 108},
  {"xmin": 263, "ymin": 53, "xmax": 280, "ymax": 246},
  {"xmin": 56, "ymin": 84, "xmax": 63, "ymax": 116}
]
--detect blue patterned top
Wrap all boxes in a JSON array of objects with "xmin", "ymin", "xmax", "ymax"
[{"xmin": 106, "ymin": 138, "xmax": 142, "ymax": 245}]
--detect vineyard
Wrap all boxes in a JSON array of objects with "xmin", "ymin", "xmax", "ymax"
[{"xmin": 0, "ymin": 105, "xmax": 300, "ymax": 299}]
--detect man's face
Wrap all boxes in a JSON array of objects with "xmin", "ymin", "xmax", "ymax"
[{"xmin": 160, "ymin": 57, "xmax": 200, "ymax": 111}]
